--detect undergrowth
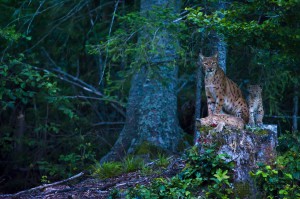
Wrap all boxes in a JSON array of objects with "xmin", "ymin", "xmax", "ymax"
[
  {"xmin": 104, "ymin": 132, "xmax": 300, "ymax": 199},
  {"xmin": 250, "ymin": 132, "xmax": 300, "ymax": 198},
  {"xmin": 125, "ymin": 145, "xmax": 234, "ymax": 199},
  {"xmin": 92, "ymin": 156, "xmax": 144, "ymax": 179}
]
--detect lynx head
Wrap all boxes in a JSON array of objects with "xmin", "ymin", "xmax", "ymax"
[
  {"xmin": 247, "ymin": 84, "xmax": 262, "ymax": 97},
  {"xmin": 199, "ymin": 53, "xmax": 219, "ymax": 76}
]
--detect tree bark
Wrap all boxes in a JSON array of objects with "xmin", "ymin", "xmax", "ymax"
[
  {"xmin": 216, "ymin": 0, "xmax": 227, "ymax": 73},
  {"xmin": 293, "ymin": 81, "xmax": 299, "ymax": 133},
  {"xmin": 217, "ymin": 35, "xmax": 227, "ymax": 73},
  {"xmin": 194, "ymin": 56, "xmax": 203, "ymax": 144},
  {"xmin": 100, "ymin": 0, "xmax": 182, "ymax": 163},
  {"xmin": 14, "ymin": 110, "xmax": 26, "ymax": 154}
]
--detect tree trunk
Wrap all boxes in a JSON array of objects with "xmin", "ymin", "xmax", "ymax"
[
  {"xmin": 14, "ymin": 109, "xmax": 26, "ymax": 154},
  {"xmin": 194, "ymin": 56, "xmax": 203, "ymax": 144},
  {"xmin": 216, "ymin": 0, "xmax": 227, "ymax": 73},
  {"xmin": 217, "ymin": 35, "xmax": 227, "ymax": 73},
  {"xmin": 100, "ymin": 0, "xmax": 182, "ymax": 163},
  {"xmin": 293, "ymin": 81, "xmax": 299, "ymax": 133}
]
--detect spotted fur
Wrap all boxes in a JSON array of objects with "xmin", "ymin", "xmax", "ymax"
[
  {"xmin": 247, "ymin": 84, "xmax": 264, "ymax": 126},
  {"xmin": 200, "ymin": 53, "xmax": 249, "ymax": 123},
  {"xmin": 196, "ymin": 114, "xmax": 245, "ymax": 132}
]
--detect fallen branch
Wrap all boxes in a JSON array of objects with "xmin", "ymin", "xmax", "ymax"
[
  {"xmin": 93, "ymin": 122, "xmax": 126, "ymax": 126},
  {"xmin": 0, "ymin": 172, "xmax": 85, "ymax": 197}
]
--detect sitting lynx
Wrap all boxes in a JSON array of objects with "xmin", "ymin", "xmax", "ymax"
[
  {"xmin": 196, "ymin": 114, "xmax": 245, "ymax": 132},
  {"xmin": 247, "ymin": 84, "xmax": 264, "ymax": 126},
  {"xmin": 200, "ymin": 53, "xmax": 249, "ymax": 123}
]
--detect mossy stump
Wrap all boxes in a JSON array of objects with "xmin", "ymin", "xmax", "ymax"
[{"xmin": 195, "ymin": 122, "xmax": 277, "ymax": 198}]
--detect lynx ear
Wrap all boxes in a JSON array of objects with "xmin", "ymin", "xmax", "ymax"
[
  {"xmin": 199, "ymin": 53, "xmax": 205, "ymax": 61},
  {"xmin": 213, "ymin": 52, "xmax": 218, "ymax": 58}
]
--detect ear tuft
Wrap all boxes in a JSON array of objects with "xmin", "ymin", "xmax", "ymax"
[
  {"xmin": 199, "ymin": 53, "xmax": 204, "ymax": 61},
  {"xmin": 213, "ymin": 52, "xmax": 218, "ymax": 58}
]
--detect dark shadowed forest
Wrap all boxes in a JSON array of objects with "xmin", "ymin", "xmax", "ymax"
[{"xmin": 0, "ymin": 0, "xmax": 299, "ymax": 198}]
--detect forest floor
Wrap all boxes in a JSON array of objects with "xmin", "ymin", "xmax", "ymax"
[{"xmin": 0, "ymin": 157, "xmax": 185, "ymax": 199}]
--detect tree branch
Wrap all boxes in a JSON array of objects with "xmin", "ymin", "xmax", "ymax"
[
  {"xmin": 0, "ymin": 172, "xmax": 85, "ymax": 197},
  {"xmin": 99, "ymin": 0, "xmax": 120, "ymax": 85},
  {"xmin": 93, "ymin": 122, "xmax": 125, "ymax": 126},
  {"xmin": 26, "ymin": 0, "xmax": 46, "ymax": 34},
  {"xmin": 33, "ymin": 66, "xmax": 126, "ymax": 118}
]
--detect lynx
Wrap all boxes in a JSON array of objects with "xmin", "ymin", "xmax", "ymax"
[
  {"xmin": 200, "ymin": 53, "xmax": 249, "ymax": 123},
  {"xmin": 196, "ymin": 114, "xmax": 245, "ymax": 132},
  {"xmin": 247, "ymin": 84, "xmax": 264, "ymax": 126}
]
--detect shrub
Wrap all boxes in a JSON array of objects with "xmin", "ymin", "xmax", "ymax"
[
  {"xmin": 126, "ymin": 145, "xmax": 234, "ymax": 198},
  {"xmin": 92, "ymin": 162, "xmax": 123, "ymax": 179}
]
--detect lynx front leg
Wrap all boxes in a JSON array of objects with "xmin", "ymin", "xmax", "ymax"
[
  {"xmin": 205, "ymin": 90, "xmax": 215, "ymax": 116},
  {"xmin": 214, "ymin": 94, "xmax": 225, "ymax": 114},
  {"xmin": 233, "ymin": 98, "xmax": 249, "ymax": 124},
  {"xmin": 248, "ymin": 111, "xmax": 255, "ymax": 126},
  {"xmin": 255, "ymin": 104, "xmax": 264, "ymax": 126}
]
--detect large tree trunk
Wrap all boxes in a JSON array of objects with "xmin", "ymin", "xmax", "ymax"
[
  {"xmin": 14, "ymin": 109, "xmax": 26, "ymax": 154},
  {"xmin": 100, "ymin": 0, "xmax": 182, "ymax": 163},
  {"xmin": 194, "ymin": 56, "xmax": 203, "ymax": 143},
  {"xmin": 293, "ymin": 81, "xmax": 299, "ymax": 132},
  {"xmin": 216, "ymin": 0, "xmax": 227, "ymax": 73}
]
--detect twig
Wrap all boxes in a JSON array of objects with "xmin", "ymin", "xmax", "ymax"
[
  {"xmin": 99, "ymin": 0, "xmax": 120, "ymax": 85},
  {"xmin": 0, "ymin": 172, "xmax": 85, "ymax": 197},
  {"xmin": 33, "ymin": 66, "xmax": 126, "ymax": 117},
  {"xmin": 40, "ymin": 187, "xmax": 107, "ymax": 197},
  {"xmin": 25, "ymin": 1, "xmax": 88, "ymax": 52},
  {"xmin": 264, "ymin": 115, "xmax": 300, "ymax": 119},
  {"xmin": 93, "ymin": 122, "xmax": 125, "ymax": 126},
  {"xmin": 26, "ymin": 0, "xmax": 45, "ymax": 34}
]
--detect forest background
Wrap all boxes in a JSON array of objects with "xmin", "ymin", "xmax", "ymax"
[{"xmin": 0, "ymin": 0, "xmax": 299, "ymax": 193}]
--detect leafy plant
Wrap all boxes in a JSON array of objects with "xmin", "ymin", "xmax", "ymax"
[
  {"xmin": 127, "ymin": 145, "xmax": 234, "ymax": 198},
  {"xmin": 250, "ymin": 165, "xmax": 300, "ymax": 199},
  {"xmin": 140, "ymin": 166, "xmax": 154, "ymax": 176},
  {"xmin": 123, "ymin": 156, "xmax": 144, "ymax": 173},
  {"xmin": 156, "ymin": 153, "xmax": 169, "ymax": 168},
  {"xmin": 250, "ymin": 132, "xmax": 300, "ymax": 198},
  {"xmin": 92, "ymin": 162, "xmax": 123, "ymax": 180},
  {"xmin": 40, "ymin": 175, "xmax": 50, "ymax": 184}
]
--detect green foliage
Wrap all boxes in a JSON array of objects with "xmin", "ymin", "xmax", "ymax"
[
  {"xmin": 88, "ymin": 7, "xmax": 187, "ymax": 98},
  {"xmin": 134, "ymin": 141, "xmax": 168, "ymax": 158},
  {"xmin": 0, "ymin": 62, "xmax": 59, "ymax": 109},
  {"xmin": 0, "ymin": 26, "xmax": 22, "ymax": 41},
  {"xmin": 40, "ymin": 175, "xmax": 50, "ymax": 184},
  {"xmin": 1, "ymin": 0, "xmax": 299, "ymax": 193},
  {"xmin": 140, "ymin": 166, "xmax": 154, "ymax": 177},
  {"xmin": 38, "ymin": 142, "xmax": 97, "ymax": 178},
  {"xmin": 250, "ymin": 132, "xmax": 300, "ymax": 198},
  {"xmin": 250, "ymin": 165, "xmax": 300, "ymax": 199},
  {"xmin": 277, "ymin": 132, "xmax": 300, "ymax": 181},
  {"xmin": 92, "ymin": 157, "xmax": 145, "ymax": 180},
  {"xmin": 186, "ymin": 0, "xmax": 300, "ymax": 117},
  {"xmin": 123, "ymin": 156, "xmax": 144, "ymax": 173},
  {"xmin": 92, "ymin": 162, "xmax": 123, "ymax": 180},
  {"xmin": 156, "ymin": 153, "xmax": 169, "ymax": 168},
  {"xmin": 127, "ymin": 145, "xmax": 234, "ymax": 198}
]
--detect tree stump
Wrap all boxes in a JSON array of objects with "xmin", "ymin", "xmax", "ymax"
[{"xmin": 195, "ymin": 121, "xmax": 277, "ymax": 198}]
